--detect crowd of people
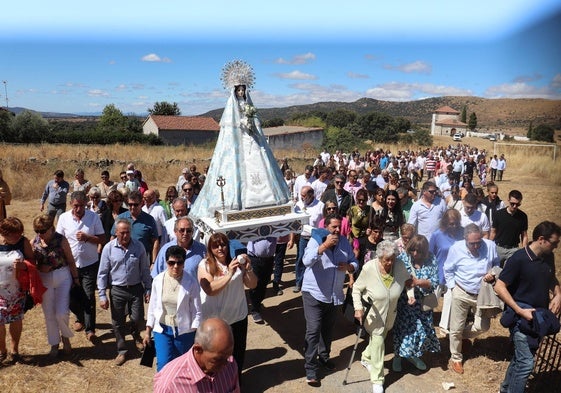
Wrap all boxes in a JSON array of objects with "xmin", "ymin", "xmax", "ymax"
[{"xmin": 0, "ymin": 142, "xmax": 559, "ymax": 393}]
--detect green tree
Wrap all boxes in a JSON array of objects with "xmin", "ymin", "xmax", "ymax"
[
  {"xmin": 356, "ymin": 111, "xmax": 395, "ymax": 140},
  {"xmin": 12, "ymin": 110, "xmax": 50, "ymax": 143},
  {"xmin": 413, "ymin": 129, "xmax": 433, "ymax": 146},
  {"xmin": 262, "ymin": 118, "xmax": 284, "ymax": 128},
  {"xmin": 461, "ymin": 106, "xmax": 467, "ymax": 123},
  {"xmin": 148, "ymin": 101, "xmax": 181, "ymax": 116},
  {"xmin": 527, "ymin": 120, "xmax": 534, "ymax": 139},
  {"xmin": 97, "ymin": 104, "xmax": 127, "ymax": 132},
  {"xmin": 468, "ymin": 112, "xmax": 478, "ymax": 131},
  {"xmin": 530, "ymin": 124, "xmax": 554, "ymax": 142},
  {"xmin": 325, "ymin": 109, "xmax": 357, "ymax": 129},
  {"xmin": 125, "ymin": 115, "xmax": 143, "ymax": 133},
  {"xmin": 0, "ymin": 109, "xmax": 15, "ymax": 141},
  {"xmin": 322, "ymin": 126, "xmax": 356, "ymax": 152}
]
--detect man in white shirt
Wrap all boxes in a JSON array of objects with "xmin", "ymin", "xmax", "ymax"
[
  {"xmin": 311, "ymin": 167, "xmax": 330, "ymax": 200},
  {"xmin": 163, "ymin": 198, "xmax": 188, "ymax": 243},
  {"xmin": 293, "ymin": 165, "xmax": 316, "ymax": 202},
  {"xmin": 291, "ymin": 186, "xmax": 324, "ymax": 292},
  {"xmin": 56, "ymin": 191, "xmax": 105, "ymax": 341},
  {"xmin": 407, "ymin": 181, "xmax": 447, "ymax": 240},
  {"xmin": 460, "ymin": 194, "xmax": 490, "ymax": 238},
  {"xmin": 142, "ymin": 189, "xmax": 167, "ymax": 243}
]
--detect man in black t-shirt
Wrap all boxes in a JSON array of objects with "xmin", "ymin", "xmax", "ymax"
[
  {"xmin": 494, "ymin": 221, "xmax": 561, "ymax": 393},
  {"xmin": 490, "ymin": 189, "xmax": 528, "ymax": 266}
]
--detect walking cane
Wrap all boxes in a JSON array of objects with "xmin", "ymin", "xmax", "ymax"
[{"xmin": 342, "ymin": 297, "xmax": 372, "ymax": 386}]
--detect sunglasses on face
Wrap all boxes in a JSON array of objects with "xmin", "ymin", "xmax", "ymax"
[
  {"xmin": 35, "ymin": 228, "xmax": 49, "ymax": 234},
  {"xmin": 128, "ymin": 203, "xmax": 140, "ymax": 207},
  {"xmin": 166, "ymin": 260, "xmax": 185, "ymax": 266},
  {"xmin": 177, "ymin": 228, "xmax": 193, "ymax": 234},
  {"xmin": 510, "ymin": 202, "xmax": 521, "ymax": 207}
]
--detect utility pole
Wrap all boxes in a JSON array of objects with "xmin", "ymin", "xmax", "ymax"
[{"xmin": 2, "ymin": 81, "xmax": 7, "ymax": 108}]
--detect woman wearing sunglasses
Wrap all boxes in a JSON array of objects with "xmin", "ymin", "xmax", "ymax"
[
  {"xmin": 31, "ymin": 214, "xmax": 78, "ymax": 357},
  {"xmin": 144, "ymin": 245, "xmax": 201, "ymax": 371}
]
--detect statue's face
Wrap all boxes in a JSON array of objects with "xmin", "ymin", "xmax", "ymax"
[{"xmin": 235, "ymin": 85, "xmax": 245, "ymax": 98}]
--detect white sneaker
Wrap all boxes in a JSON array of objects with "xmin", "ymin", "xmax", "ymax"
[
  {"xmin": 361, "ymin": 360, "xmax": 372, "ymax": 372},
  {"xmin": 372, "ymin": 384, "xmax": 384, "ymax": 393}
]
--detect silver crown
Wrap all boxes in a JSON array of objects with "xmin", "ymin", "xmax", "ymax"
[{"xmin": 221, "ymin": 60, "xmax": 255, "ymax": 90}]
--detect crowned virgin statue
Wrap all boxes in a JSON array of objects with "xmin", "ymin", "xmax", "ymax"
[{"xmin": 189, "ymin": 61, "xmax": 291, "ymax": 220}]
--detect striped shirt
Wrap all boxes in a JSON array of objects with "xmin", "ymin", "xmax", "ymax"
[{"xmin": 153, "ymin": 348, "xmax": 240, "ymax": 393}]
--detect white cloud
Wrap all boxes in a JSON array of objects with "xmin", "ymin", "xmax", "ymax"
[
  {"xmin": 141, "ymin": 53, "xmax": 172, "ymax": 63},
  {"xmin": 384, "ymin": 60, "xmax": 432, "ymax": 74},
  {"xmin": 484, "ymin": 82, "xmax": 560, "ymax": 99},
  {"xmin": 274, "ymin": 52, "xmax": 316, "ymax": 65},
  {"xmin": 115, "ymin": 84, "xmax": 127, "ymax": 91},
  {"xmin": 347, "ymin": 71, "xmax": 369, "ymax": 79},
  {"xmin": 365, "ymin": 82, "xmax": 471, "ymax": 101},
  {"xmin": 513, "ymin": 73, "xmax": 542, "ymax": 83},
  {"xmin": 274, "ymin": 70, "xmax": 317, "ymax": 80},
  {"xmin": 87, "ymin": 89, "xmax": 110, "ymax": 97}
]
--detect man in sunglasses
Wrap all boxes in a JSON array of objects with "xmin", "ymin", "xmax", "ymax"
[
  {"xmin": 408, "ymin": 181, "xmax": 447, "ymax": 241},
  {"xmin": 321, "ymin": 174, "xmax": 353, "ymax": 216},
  {"xmin": 151, "ymin": 216, "xmax": 206, "ymax": 280},
  {"xmin": 98, "ymin": 218, "xmax": 152, "ymax": 366},
  {"xmin": 444, "ymin": 224, "xmax": 500, "ymax": 375},
  {"xmin": 490, "ymin": 189, "xmax": 528, "ymax": 267},
  {"xmin": 494, "ymin": 221, "xmax": 561, "ymax": 393}
]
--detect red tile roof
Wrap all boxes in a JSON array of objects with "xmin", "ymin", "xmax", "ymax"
[
  {"xmin": 435, "ymin": 118, "xmax": 467, "ymax": 127},
  {"xmin": 435, "ymin": 106, "xmax": 460, "ymax": 114},
  {"xmin": 148, "ymin": 115, "xmax": 219, "ymax": 131}
]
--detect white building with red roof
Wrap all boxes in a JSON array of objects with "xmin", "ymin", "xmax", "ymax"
[
  {"xmin": 142, "ymin": 115, "xmax": 220, "ymax": 145},
  {"xmin": 430, "ymin": 105, "xmax": 468, "ymax": 136}
]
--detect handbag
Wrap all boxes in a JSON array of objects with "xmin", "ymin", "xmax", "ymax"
[
  {"xmin": 23, "ymin": 291, "xmax": 35, "ymax": 312},
  {"xmin": 140, "ymin": 338, "xmax": 156, "ymax": 368}
]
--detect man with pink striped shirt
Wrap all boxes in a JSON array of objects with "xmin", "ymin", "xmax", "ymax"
[{"xmin": 154, "ymin": 318, "xmax": 240, "ymax": 393}]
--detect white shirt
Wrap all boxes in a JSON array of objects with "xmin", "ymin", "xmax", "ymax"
[
  {"xmin": 164, "ymin": 216, "xmax": 177, "ymax": 243},
  {"xmin": 460, "ymin": 209, "xmax": 490, "ymax": 233},
  {"xmin": 293, "ymin": 174, "xmax": 316, "ymax": 201},
  {"xmin": 143, "ymin": 202, "xmax": 167, "ymax": 238},
  {"xmin": 295, "ymin": 198, "xmax": 324, "ymax": 237},
  {"xmin": 311, "ymin": 179, "xmax": 328, "ymax": 200},
  {"xmin": 56, "ymin": 209, "xmax": 104, "ymax": 268}
]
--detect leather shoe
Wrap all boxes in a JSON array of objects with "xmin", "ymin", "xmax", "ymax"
[
  {"xmin": 73, "ymin": 321, "xmax": 84, "ymax": 332},
  {"xmin": 306, "ymin": 377, "xmax": 321, "ymax": 387},
  {"xmin": 115, "ymin": 353, "xmax": 126, "ymax": 366},
  {"xmin": 86, "ymin": 332, "xmax": 98, "ymax": 344},
  {"xmin": 449, "ymin": 360, "xmax": 464, "ymax": 374}
]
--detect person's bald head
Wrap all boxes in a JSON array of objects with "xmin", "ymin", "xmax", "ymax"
[
  {"xmin": 300, "ymin": 186, "xmax": 314, "ymax": 204},
  {"xmin": 193, "ymin": 318, "xmax": 234, "ymax": 375}
]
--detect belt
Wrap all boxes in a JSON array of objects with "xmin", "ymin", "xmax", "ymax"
[
  {"xmin": 496, "ymin": 243, "xmax": 518, "ymax": 249},
  {"xmin": 113, "ymin": 283, "xmax": 143, "ymax": 289},
  {"xmin": 456, "ymin": 283, "xmax": 478, "ymax": 297}
]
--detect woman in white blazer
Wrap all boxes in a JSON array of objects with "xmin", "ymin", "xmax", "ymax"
[{"xmin": 144, "ymin": 245, "xmax": 201, "ymax": 371}]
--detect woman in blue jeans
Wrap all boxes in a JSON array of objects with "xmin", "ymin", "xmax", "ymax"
[{"xmin": 144, "ymin": 245, "xmax": 201, "ymax": 371}]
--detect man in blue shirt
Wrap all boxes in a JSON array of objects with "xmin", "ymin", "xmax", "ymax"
[
  {"xmin": 444, "ymin": 223, "xmax": 499, "ymax": 374},
  {"xmin": 301, "ymin": 215, "xmax": 358, "ymax": 385},
  {"xmin": 495, "ymin": 221, "xmax": 561, "ymax": 393},
  {"xmin": 40, "ymin": 169, "xmax": 70, "ymax": 219},
  {"xmin": 151, "ymin": 216, "xmax": 206, "ymax": 280},
  {"xmin": 98, "ymin": 218, "xmax": 152, "ymax": 366},
  {"xmin": 111, "ymin": 190, "xmax": 159, "ymax": 264}
]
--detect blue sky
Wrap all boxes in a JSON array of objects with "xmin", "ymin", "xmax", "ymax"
[{"xmin": 2, "ymin": 0, "xmax": 561, "ymax": 116}]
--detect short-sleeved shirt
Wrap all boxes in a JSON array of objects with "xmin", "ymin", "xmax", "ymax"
[
  {"xmin": 492, "ymin": 208, "xmax": 528, "ymax": 248},
  {"xmin": 56, "ymin": 209, "xmax": 104, "ymax": 268},
  {"xmin": 498, "ymin": 246, "xmax": 557, "ymax": 309},
  {"xmin": 112, "ymin": 211, "xmax": 158, "ymax": 255}
]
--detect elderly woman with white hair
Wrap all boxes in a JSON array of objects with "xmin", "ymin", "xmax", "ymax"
[{"xmin": 352, "ymin": 240, "xmax": 411, "ymax": 393}]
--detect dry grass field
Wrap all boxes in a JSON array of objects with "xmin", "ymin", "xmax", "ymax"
[{"xmin": 1, "ymin": 136, "xmax": 560, "ymax": 392}]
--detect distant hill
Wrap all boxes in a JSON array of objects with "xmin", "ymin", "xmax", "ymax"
[
  {"xmin": 202, "ymin": 96, "xmax": 561, "ymax": 131},
  {"xmin": 6, "ymin": 96, "xmax": 561, "ymax": 132}
]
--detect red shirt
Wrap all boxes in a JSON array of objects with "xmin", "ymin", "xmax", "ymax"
[{"xmin": 153, "ymin": 348, "xmax": 240, "ymax": 393}]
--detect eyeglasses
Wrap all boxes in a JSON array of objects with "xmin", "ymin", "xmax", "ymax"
[
  {"xmin": 90, "ymin": 196, "xmax": 99, "ymax": 199},
  {"xmin": 183, "ymin": 188, "xmax": 193, "ymax": 192},
  {"xmin": 128, "ymin": 203, "xmax": 140, "ymax": 207},
  {"xmin": 334, "ymin": 181, "xmax": 344, "ymax": 185},
  {"xmin": 510, "ymin": 202, "xmax": 521, "ymax": 207},
  {"xmin": 467, "ymin": 241, "xmax": 482, "ymax": 247},
  {"xmin": 326, "ymin": 207, "xmax": 337, "ymax": 211},
  {"xmin": 356, "ymin": 199, "xmax": 366, "ymax": 203},
  {"xmin": 426, "ymin": 190, "xmax": 437, "ymax": 194},
  {"xmin": 120, "ymin": 176, "xmax": 127, "ymax": 180},
  {"xmin": 545, "ymin": 238, "xmax": 560, "ymax": 246},
  {"xmin": 35, "ymin": 228, "xmax": 49, "ymax": 234},
  {"xmin": 166, "ymin": 260, "xmax": 185, "ymax": 266},
  {"xmin": 177, "ymin": 228, "xmax": 193, "ymax": 234},
  {"xmin": 112, "ymin": 199, "xmax": 123, "ymax": 203}
]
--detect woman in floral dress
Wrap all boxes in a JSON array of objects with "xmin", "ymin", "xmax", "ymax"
[{"xmin": 392, "ymin": 234, "xmax": 440, "ymax": 372}]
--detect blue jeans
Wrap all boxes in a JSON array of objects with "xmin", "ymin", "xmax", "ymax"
[
  {"xmin": 153, "ymin": 325, "xmax": 195, "ymax": 372},
  {"xmin": 295, "ymin": 237, "xmax": 310, "ymax": 288},
  {"xmin": 500, "ymin": 326, "xmax": 535, "ymax": 393}
]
